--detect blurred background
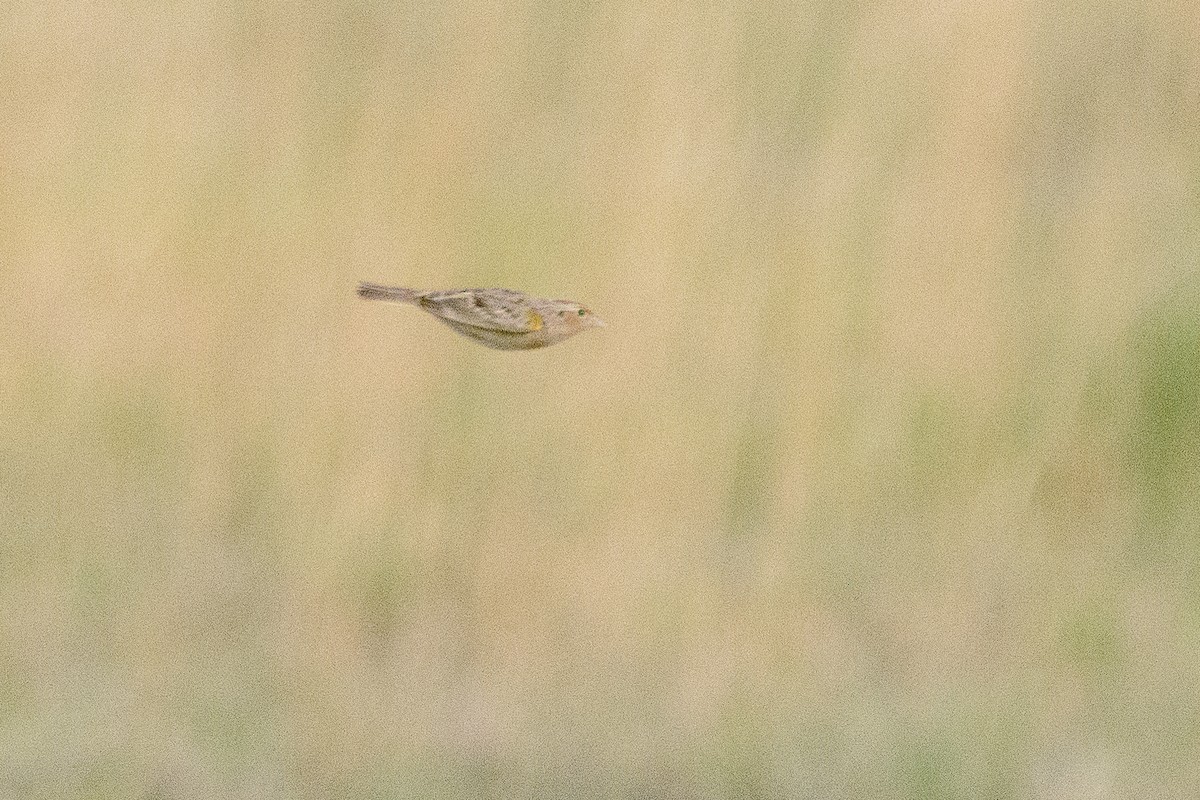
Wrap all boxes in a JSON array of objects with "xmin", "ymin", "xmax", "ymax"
[{"xmin": 2, "ymin": 1, "xmax": 1199, "ymax": 797}]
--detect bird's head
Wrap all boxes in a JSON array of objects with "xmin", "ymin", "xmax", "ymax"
[{"xmin": 553, "ymin": 301, "xmax": 606, "ymax": 331}]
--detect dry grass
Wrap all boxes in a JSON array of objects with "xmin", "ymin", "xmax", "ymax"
[{"xmin": 2, "ymin": 1, "xmax": 1199, "ymax": 797}]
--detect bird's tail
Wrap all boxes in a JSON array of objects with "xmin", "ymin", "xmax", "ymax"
[{"xmin": 357, "ymin": 282, "xmax": 420, "ymax": 303}]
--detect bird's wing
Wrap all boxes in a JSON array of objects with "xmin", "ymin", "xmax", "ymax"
[{"xmin": 419, "ymin": 289, "xmax": 543, "ymax": 333}]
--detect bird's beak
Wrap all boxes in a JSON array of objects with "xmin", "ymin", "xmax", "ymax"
[{"xmin": 592, "ymin": 316, "xmax": 607, "ymax": 328}]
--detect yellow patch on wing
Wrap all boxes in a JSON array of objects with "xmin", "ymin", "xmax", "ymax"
[{"xmin": 526, "ymin": 310, "xmax": 544, "ymax": 331}]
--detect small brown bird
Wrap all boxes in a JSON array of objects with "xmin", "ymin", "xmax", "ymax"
[{"xmin": 357, "ymin": 282, "xmax": 605, "ymax": 350}]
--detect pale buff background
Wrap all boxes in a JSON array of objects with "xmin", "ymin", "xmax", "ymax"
[{"xmin": 2, "ymin": 1, "xmax": 1199, "ymax": 797}]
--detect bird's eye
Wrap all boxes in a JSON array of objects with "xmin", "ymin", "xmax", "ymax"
[{"xmin": 578, "ymin": 309, "xmax": 587, "ymax": 316}]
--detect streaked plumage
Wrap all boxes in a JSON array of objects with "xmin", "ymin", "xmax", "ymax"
[{"xmin": 357, "ymin": 282, "xmax": 605, "ymax": 350}]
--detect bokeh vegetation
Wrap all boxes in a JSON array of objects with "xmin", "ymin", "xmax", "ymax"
[{"xmin": 2, "ymin": 1, "xmax": 1199, "ymax": 797}]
